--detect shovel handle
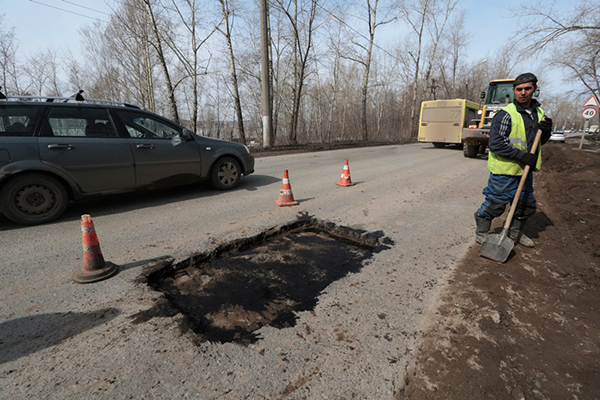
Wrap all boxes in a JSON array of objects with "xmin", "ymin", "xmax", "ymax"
[{"xmin": 503, "ymin": 126, "xmax": 544, "ymax": 230}]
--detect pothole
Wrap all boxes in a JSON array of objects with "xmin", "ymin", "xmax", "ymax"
[{"xmin": 134, "ymin": 216, "xmax": 392, "ymax": 345}]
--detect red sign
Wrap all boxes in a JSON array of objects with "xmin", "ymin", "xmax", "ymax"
[
  {"xmin": 581, "ymin": 94, "xmax": 600, "ymax": 109},
  {"xmin": 582, "ymin": 107, "xmax": 597, "ymax": 119}
]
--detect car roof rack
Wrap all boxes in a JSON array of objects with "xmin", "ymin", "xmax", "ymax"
[{"xmin": 0, "ymin": 88, "xmax": 139, "ymax": 109}]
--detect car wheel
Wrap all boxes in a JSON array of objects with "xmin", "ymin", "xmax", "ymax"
[
  {"xmin": 210, "ymin": 157, "xmax": 241, "ymax": 190},
  {"xmin": 0, "ymin": 174, "xmax": 68, "ymax": 225}
]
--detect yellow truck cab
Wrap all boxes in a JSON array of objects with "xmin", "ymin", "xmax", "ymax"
[
  {"xmin": 418, "ymin": 99, "xmax": 481, "ymax": 150},
  {"xmin": 461, "ymin": 78, "xmax": 516, "ymax": 158}
]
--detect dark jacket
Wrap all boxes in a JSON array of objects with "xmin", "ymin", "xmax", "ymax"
[{"xmin": 488, "ymin": 99, "xmax": 550, "ymax": 160}]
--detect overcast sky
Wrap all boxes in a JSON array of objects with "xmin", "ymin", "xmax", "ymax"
[{"xmin": 0, "ymin": 0, "xmax": 576, "ymax": 97}]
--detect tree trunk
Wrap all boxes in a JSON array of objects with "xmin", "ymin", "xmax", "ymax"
[
  {"xmin": 143, "ymin": 0, "xmax": 179, "ymax": 124},
  {"xmin": 361, "ymin": 0, "xmax": 378, "ymax": 142},
  {"xmin": 219, "ymin": 0, "xmax": 246, "ymax": 144}
]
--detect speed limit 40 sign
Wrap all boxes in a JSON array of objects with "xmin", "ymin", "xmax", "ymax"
[{"xmin": 582, "ymin": 107, "xmax": 597, "ymax": 119}]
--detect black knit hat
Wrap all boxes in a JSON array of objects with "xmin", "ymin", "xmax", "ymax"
[{"xmin": 513, "ymin": 73, "xmax": 538, "ymax": 87}]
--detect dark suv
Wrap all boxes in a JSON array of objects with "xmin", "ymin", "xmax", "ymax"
[{"xmin": 0, "ymin": 91, "xmax": 254, "ymax": 225}]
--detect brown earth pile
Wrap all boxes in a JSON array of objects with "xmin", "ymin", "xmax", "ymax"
[{"xmin": 400, "ymin": 137, "xmax": 600, "ymax": 399}]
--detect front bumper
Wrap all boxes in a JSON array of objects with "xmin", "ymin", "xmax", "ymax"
[
  {"xmin": 240, "ymin": 153, "xmax": 255, "ymax": 175},
  {"xmin": 462, "ymin": 128, "xmax": 490, "ymax": 146}
]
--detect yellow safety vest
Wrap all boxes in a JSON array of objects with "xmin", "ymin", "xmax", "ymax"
[{"xmin": 488, "ymin": 103, "xmax": 544, "ymax": 175}]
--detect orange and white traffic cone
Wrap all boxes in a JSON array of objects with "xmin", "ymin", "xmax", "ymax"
[
  {"xmin": 275, "ymin": 169, "xmax": 299, "ymax": 206},
  {"xmin": 336, "ymin": 159, "xmax": 356, "ymax": 187},
  {"xmin": 73, "ymin": 214, "xmax": 118, "ymax": 284}
]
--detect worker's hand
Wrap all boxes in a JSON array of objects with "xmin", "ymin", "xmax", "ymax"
[
  {"xmin": 539, "ymin": 117, "xmax": 552, "ymax": 135},
  {"xmin": 519, "ymin": 152, "xmax": 537, "ymax": 167}
]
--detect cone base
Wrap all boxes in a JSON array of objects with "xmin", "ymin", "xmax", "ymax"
[
  {"xmin": 336, "ymin": 181, "xmax": 356, "ymax": 187},
  {"xmin": 275, "ymin": 199, "xmax": 298, "ymax": 206},
  {"xmin": 73, "ymin": 261, "xmax": 118, "ymax": 284}
]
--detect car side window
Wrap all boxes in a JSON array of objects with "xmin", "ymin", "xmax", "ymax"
[
  {"xmin": 0, "ymin": 106, "xmax": 40, "ymax": 136},
  {"xmin": 43, "ymin": 107, "xmax": 118, "ymax": 138},
  {"xmin": 117, "ymin": 111, "xmax": 180, "ymax": 139}
]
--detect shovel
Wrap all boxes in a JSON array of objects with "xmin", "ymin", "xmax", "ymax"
[{"xmin": 480, "ymin": 126, "xmax": 544, "ymax": 263}]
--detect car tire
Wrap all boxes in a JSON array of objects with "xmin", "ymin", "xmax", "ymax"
[
  {"xmin": 210, "ymin": 157, "xmax": 241, "ymax": 190},
  {"xmin": 0, "ymin": 174, "xmax": 68, "ymax": 225}
]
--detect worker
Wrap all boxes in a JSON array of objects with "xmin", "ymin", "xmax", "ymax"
[{"xmin": 474, "ymin": 73, "xmax": 552, "ymax": 247}]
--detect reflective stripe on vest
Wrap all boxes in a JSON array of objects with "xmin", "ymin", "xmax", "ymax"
[{"xmin": 488, "ymin": 103, "xmax": 544, "ymax": 175}]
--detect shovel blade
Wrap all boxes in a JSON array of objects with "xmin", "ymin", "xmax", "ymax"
[{"xmin": 480, "ymin": 229, "xmax": 514, "ymax": 263}]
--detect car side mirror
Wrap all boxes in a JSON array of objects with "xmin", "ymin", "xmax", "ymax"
[
  {"xmin": 534, "ymin": 90, "xmax": 540, "ymax": 97},
  {"xmin": 182, "ymin": 129, "xmax": 193, "ymax": 141},
  {"xmin": 480, "ymin": 91, "xmax": 486, "ymax": 100}
]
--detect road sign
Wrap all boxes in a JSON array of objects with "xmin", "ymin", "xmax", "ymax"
[
  {"xmin": 582, "ymin": 107, "xmax": 597, "ymax": 119},
  {"xmin": 581, "ymin": 94, "xmax": 600, "ymax": 108}
]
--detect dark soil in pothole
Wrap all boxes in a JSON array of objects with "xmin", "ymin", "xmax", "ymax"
[{"xmin": 134, "ymin": 218, "xmax": 390, "ymax": 345}]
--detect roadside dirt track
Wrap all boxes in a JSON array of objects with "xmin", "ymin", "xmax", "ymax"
[{"xmin": 400, "ymin": 137, "xmax": 600, "ymax": 399}]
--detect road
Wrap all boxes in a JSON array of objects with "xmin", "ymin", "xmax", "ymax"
[{"xmin": 0, "ymin": 143, "xmax": 489, "ymax": 399}]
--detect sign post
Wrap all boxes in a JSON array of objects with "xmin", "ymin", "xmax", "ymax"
[{"xmin": 579, "ymin": 94, "xmax": 600, "ymax": 150}]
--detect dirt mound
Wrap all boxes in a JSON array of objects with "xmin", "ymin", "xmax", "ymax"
[{"xmin": 400, "ymin": 139, "xmax": 600, "ymax": 399}]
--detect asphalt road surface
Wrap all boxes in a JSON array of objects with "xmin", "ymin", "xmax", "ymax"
[{"xmin": 0, "ymin": 143, "xmax": 489, "ymax": 398}]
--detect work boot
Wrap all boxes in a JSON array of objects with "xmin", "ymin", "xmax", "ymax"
[
  {"xmin": 475, "ymin": 214, "xmax": 492, "ymax": 244},
  {"xmin": 508, "ymin": 218, "xmax": 535, "ymax": 248}
]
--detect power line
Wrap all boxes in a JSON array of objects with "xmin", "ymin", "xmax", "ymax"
[
  {"xmin": 61, "ymin": 0, "xmax": 111, "ymax": 16},
  {"xmin": 314, "ymin": 2, "xmax": 403, "ymax": 63},
  {"xmin": 28, "ymin": 0, "xmax": 106, "ymax": 23}
]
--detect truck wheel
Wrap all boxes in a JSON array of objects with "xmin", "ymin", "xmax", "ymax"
[
  {"xmin": 432, "ymin": 142, "xmax": 445, "ymax": 148},
  {"xmin": 0, "ymin": 173, "xmax": 68, "ymax": 225},
  {"xmin": 463, "ymin": 144, "xmax": 479, "ymax": 158}
]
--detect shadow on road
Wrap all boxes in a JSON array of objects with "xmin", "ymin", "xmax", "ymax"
[
  {"xmin": 0, "ymin": 308, "xmax": 120, "ymax": 364},
  {"xmin": 0, "ymin": 174, "xmax": 279, "ymax": 231}
]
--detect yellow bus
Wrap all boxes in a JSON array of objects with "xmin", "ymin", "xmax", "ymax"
[{"xmin": 418, "ymin": 99, "xmax": 481, "ymax": 149}]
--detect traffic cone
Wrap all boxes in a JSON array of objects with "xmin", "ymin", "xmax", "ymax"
[
  {"xmin": 73, "ymin": 214, "xmax": 118, "ymax": 284},
  {"xmin": 275, "ymin": 169, "xmax": 299, "ymax": 206},
  {"xmin": 336, "ymin": 159, "xmax": 356, "ymax": 187}
]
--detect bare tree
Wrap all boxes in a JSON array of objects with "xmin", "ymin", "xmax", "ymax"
[
  {"xmin": 438, "ymin": 10, "xmax": 470, "ymax": 98},
  {"xmin": 273, "ymin": 0, "xmax": 319, "ymax": 144},
  {"xmin": 514, "ymin": 1, "xmax": 600, "ymax": 97},
  {"xmin": 333, "ymin": 1, "xmax": 395, "ymax": 141},
  {"xmin": 0, "ymin": 17, "xmax": 20, "ymax": 93},
  {"xmin": 398, "ymin": 0, "xmax": 431, "ymax": 137},
  {"xmin": 358, "ymin": 0, "xmax": 395, "ymax": 141},
  {"xmin": 163, "ymin": 0, "xmax": 219, "ymax": 132},
  {"xmin": 217, "ymin": 0, "xmax": 246, "ymax": 143},
  {"xmin": 85, "ymin": 2, "xmax": 159, "ymax": 109},
  {"xmin": 142, "ymin": 0, "xmax": 180, "ymax": 123},
  {"xmin": 23, "ymin": 50, "xmax": 60, "ymax": 96},
  {"xmin": 542, "ymin": 93, "xmax": 581, "ymax": 130},
  {"xmin": 421, "ymin": 0, "xmax": 458, "ymax": 92}
]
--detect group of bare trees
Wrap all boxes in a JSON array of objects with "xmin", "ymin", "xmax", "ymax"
[
  {"xmin": 1, "ymin": 0, "xmax": 598, "ymax": 144},
  {"xmin": 513, "ymin": 1, "xmax": 600, "ymax": 130}
]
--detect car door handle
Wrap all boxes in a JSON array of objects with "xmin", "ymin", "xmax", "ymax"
[
  {"xmin": 136, "ymin": 144, "xmax": 155, "ymax": 149},
  {"xmin": 47, "ymin": 144, "xmax": 74, "ymax": 150}
]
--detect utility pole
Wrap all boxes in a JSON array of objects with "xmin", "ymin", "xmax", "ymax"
[{"xmin": 259, "ymin": 0, "xmax": 273, "ymax": 148}]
